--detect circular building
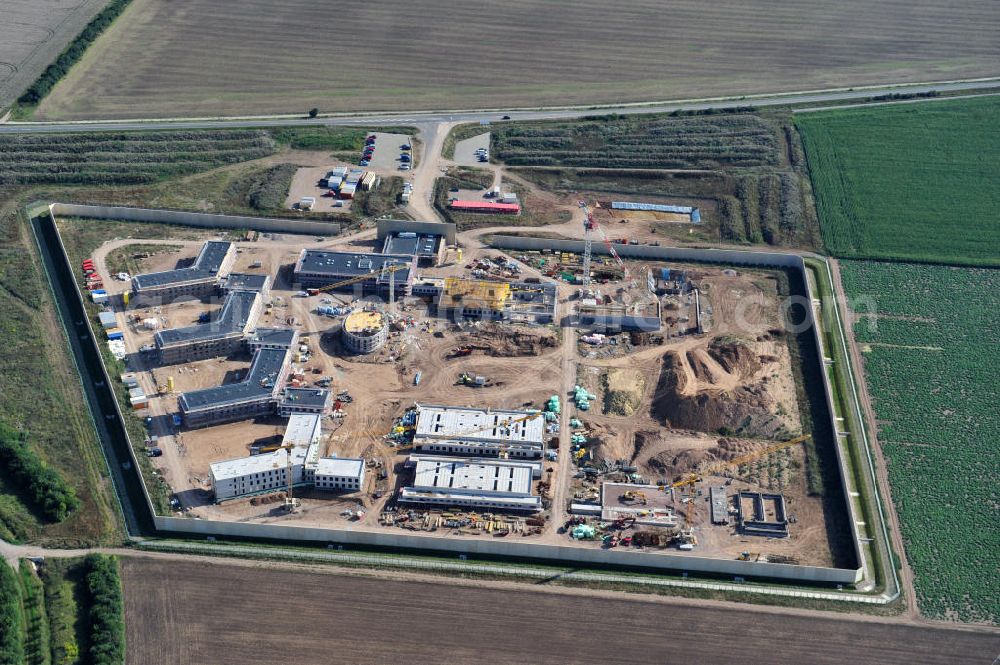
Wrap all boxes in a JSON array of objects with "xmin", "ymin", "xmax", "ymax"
[{"xmin": 342, "ymin": 310, "xmax": 388, "ymax": 354}]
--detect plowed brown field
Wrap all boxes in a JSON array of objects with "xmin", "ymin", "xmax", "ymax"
[
  {"xmin": 36, "ymin": 0, "xmax": 1000, "ymax": 119},
  {"xmin": 121, "ymin": 557, "xmax": 1000, "ymax": 665}
]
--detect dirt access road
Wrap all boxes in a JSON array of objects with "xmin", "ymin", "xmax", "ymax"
[{"xmin": 121, "ymin": 557, "xmax": 1000, "ymax": 665}]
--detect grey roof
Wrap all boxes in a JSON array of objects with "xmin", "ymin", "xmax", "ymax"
[
  {"xmin": 155, "ymin": 290, "xmax": 260, "ymax": 347},
  {"xmin": 132, "ymin": 241, "xmax": 232, "ymax": 289},
  {"xmin": 295, "ymin": 250, "xmax": 412, "ymax": 284},
  {"xmin": 382, "ymin": 232, "xmax": 441, "ymax": 257},
  {"xmin": 222, "ymin": 273, "xmax": 269, "ymax": 292},
  {"xmin": 179, "ymin": 346, "xmax": 289, "ymax": 412},
  {"xmin": 247, "ymin": 327, "xmax": 297, "ymax": 348},
  {"xmin": 279, "ymin": 387, "xmax": 331, "ymax": 408}
]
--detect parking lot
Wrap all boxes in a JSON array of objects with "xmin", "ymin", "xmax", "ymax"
[
  {"xmin": 453, "ymin": 132, "xmax": 490, "ymax": 167},
  {"xmin": 365, "ymin": 132, "xmax": 413, "ymax": 171}
]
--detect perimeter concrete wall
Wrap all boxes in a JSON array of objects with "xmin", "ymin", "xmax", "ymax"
[
  {"xmin": 154, "ymin": 515, "xmax": 861, "ymax": 584},
  {"xmin": 491, "ymin": 235, "xmax": 866, "ymax": 577},
  {"xmin": 49, "ymin": 203, "xmax": 343, "ymax": 236}
]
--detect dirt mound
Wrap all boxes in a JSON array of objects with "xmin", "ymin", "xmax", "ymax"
[
  {"xmin": 707, "ymin": 337, "xmax": 760, "ymax": 378},
  {"xmin": 647, "ymin": 448, "xmax": 712, "ymax": 477},
  {"xmin": 463, "ymin": 324, "xmax": 557, "ymax": 357},
  {"xmin": 652, "ymin": 351, "xmax": 784, "ymax": 438},
  {"xmin": 602, "ymin": 368, "xmax": 645, "ymax": 416},
  {"xmin": 686, "ymin": 349, "xmax": 715, "ymax": 382}
]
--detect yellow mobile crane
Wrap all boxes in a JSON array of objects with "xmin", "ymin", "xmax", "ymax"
[{"xmin": 667, "ymin": 434, "xmax": 811, "ymax": 543}]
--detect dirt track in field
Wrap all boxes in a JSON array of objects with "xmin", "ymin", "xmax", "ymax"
[
  {"xmin": 36, "ymin": 0, "xmax": 1000, "ymax": 119},
  {"xmin": 121, "ymin": 557, "xmax": 1000, "ymax": 665}
]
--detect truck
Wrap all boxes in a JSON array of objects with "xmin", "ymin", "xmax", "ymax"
[
  {"xmin": 413, "ymin": 371, "xmax": 422, "ymax": 386},
  {"xmin": 298, "ymin": 196, "xmax": 315, "ymax": 211}
]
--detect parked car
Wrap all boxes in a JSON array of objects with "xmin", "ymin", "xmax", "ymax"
[
  {"xmin": 400, "ymin": 143, "xmax": 411, "ymax": 150},
  {"xmin": 147, "ymin": 447, "xmax": 163, "ymax": 457}
]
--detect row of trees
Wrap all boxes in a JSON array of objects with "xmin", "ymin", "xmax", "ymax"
[
  {"xmin": 0, "ymin": 562, "xmax": 23, "ymax": 665},
  {"xmin": 18, "ymin": 0, "xmax": 135, "ymax": 105},
  {"xmin": 84, "ymin": 555, "xmax": 125, "ymax": 665},
  {"xmin": 0, "ymin": 423, "xmax": 79, "ymax": 522}
]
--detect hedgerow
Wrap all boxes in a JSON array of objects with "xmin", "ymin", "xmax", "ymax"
[
  {"xmin": 83, "ymin": 555, "xmax": 124, "ymax": 665},
  {"xmin": 0, "ymin": 423, "xmax": 79, "ymax": 522}
]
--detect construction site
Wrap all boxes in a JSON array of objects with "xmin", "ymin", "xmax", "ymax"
[{"xmin": 62, "ymin": 205, "xmax": 852, "ymax": 572}]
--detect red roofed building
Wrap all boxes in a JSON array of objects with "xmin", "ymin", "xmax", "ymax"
[{"xmin": 449, "ymin": 200, "xmax": 521, "ymax": 214}]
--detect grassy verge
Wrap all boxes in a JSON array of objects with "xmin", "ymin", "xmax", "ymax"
[
  {"xmin": 104, "ymin": 244, "xmax": 184, "ymax": 278},
  {"xmin": 37, "ymin": 558, "xmax": 87, "ymax": 665},
  {"xmin": 804, "ymin": 258, "xmax": 890, "ymax": 595},
  {"xmin": 0, "ymin": 562, "xmax": 24, "ymax": 665},
  {"xmin": 0, "ymin": 207, "xmax": 121, "ymax": 547},
  {"xmin": 18, "ymin": 561, "xmax": 51, "ymax": 665},
  {"xmin": 135, "ymin": 538, "xmax": 900, "ymax": 616}
]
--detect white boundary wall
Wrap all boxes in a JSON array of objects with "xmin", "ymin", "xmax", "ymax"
[
  {"xmin": 49, "ymin": 203, "xmax": 344, "ymax": 236},
  {"xmin": 39, "ymin": 205, "xmax": 864, "ymax": 585},
  {"xmin": 154, "ymin": 515, "xmax": 860, "ymax": 583}
]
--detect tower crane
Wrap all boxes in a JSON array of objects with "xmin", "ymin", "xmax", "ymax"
[
  {"xmin": 308, "ymin": 262, "xmax": 408, "ymax": 303},
  {"xmin": 276, "ymin": 443, "xmax": 301, "ymax": 512},
  {"xmin": 668, "ymin": 434, "xmax": 811, "ymax": 530},
  {"xmin": 578, "ymin": 201, "xmax": 630, "ymax": 284}
]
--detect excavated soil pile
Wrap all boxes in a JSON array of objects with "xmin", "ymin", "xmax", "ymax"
[
  {"xmin": 463, "ymin": 324, "xmax": 557, "ymax": 357},
  {"xmin": 652, "ymin": 350, "xmax": 784, "ymax": 438},
  {"xmin": 602, "ymin": 368, "xmax": 645, "ymax": 416},
  {"xmin": 640, "ymin": 436, "xmax": 772, "ymax": 479},
  {"xmin": 707, "ymin": 337, "xmax": 761, "ymax": 378}
]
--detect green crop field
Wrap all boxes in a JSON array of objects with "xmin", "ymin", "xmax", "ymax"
[
  {"xmin": 797, "ymin": 96, "xmax": 1000, "ymax": 267},
  {"xmin": 840, "ymin": 260, "xmax": 999, "ymax": 624}
]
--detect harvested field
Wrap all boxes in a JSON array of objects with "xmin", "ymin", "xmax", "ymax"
[
  {"xmin": 34, "ymin": 0, "xmax": 1000, "ymax": 119},
  {"xmin": 121, "ymin": 557, "xmax": 1000, "ymax": 665},
  {"xmin": 0, "ymin": 0, "xmax": 110, "ymax": 108}
]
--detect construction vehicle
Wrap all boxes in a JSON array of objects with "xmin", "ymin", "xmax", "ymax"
[
  {"xmin": 621, "ymin": 490, "xmax": 647, "ymax": 504},
  {"xmin": 578, "ymin": 201, "xmax": 630, "ymax": 285},
  {"xmin": 738, "ymin": 551, "xmax": 761, "ymax": 562}
]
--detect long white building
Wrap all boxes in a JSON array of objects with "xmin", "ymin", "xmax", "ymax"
[
  {"xmin": 412, "ymin": 404, "xmax": 545, "ymax": 459},
  {"xmin": 209, "ymin": 414, "xmax": 365, "ymax": 501},
  {"xmin": 398, "ymin": 455, "xmax": 542, "ymax": 512}
]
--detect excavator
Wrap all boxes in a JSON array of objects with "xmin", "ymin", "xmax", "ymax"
[
  {"xmin": 666, "ymin": 434, "xmax": 812, "ymax": 547},
  {"xmin": 621, "ymin": 490, "xmax": 647, "ymax": 505}
]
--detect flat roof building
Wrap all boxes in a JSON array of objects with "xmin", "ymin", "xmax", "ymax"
[
  {"xmin": 449, "ymin": 200, "xmax": 521, "ymax": 214},
  {"xmin": 220, "ymin": 272, "xmax": 270, "ymax": 295},
  {"xmin": 210, "ymin": 412, "xmax": 365, "ymax": 501},
  {"xmin": 412, "ymin": 404, "xmax": 545, "ymax": 458},
  {"xmin": 398, "ymin": 455, "xmax": 541, "ymax": 512},
  {"xmin": 292, "ymin": 249, "xmax": 413, "ymax": 294},
  {"xmin": 178, "ymin": 346, "xmax": 290, "ymax": 427},
  {"xmin": 155, "ymin": 290, "xmax": 262, "ymax": 365},
  {"xmin": 382, "ymin": 231, "xmax": 445, "ymax": 267},
  {"xmin": 131, "ymin": 240, "xmax": 235, "ymax": 302},
  {"xmin": 247, "ymin": 327, "xmax": 298, "ymax": 351}
]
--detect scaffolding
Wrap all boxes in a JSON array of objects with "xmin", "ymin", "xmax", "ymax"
[{"xmin": 441, "ymin": 278, "xmax": 512, "ymax": 311}]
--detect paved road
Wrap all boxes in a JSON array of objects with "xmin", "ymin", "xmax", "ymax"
[
  {"xmin": 2, "ymin": 80, "xmax": 997, "ymax": 134},
  {"xmin": 122, "ymin": 557, "xmax": 1000, "ymax": 665}
]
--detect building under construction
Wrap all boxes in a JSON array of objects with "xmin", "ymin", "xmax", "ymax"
[
  {"xmin": 410, "ymin": 277, "xmax": 557, "ymax": 325},
  {"xmin": 154, "ymin": 289, "xmax": 263, "ymax": 365},
  {"xmin": 178, "ymin": 345, "xmax": 331, "ymax": 427},
  {"xmin": 292, "ymin": 249, "xmax": 413, "ymax": 295},
  {"xmin": 209, "ymin": 413, "xmax": 364, "ymax": 501},
  {"xmin": 411, "ymin": 404, "xmax": 546, "ymax": 459},
  {"xmin": 130, "ymin": 240, "xmax": 237, "ymax": 303},
  {"xmin": 398, "ymin": 455, "xmax": 542, "ymax": 512},
  {"xmin": 341, "ymin": 309, "xmax": 388, "ymax": 354}
]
